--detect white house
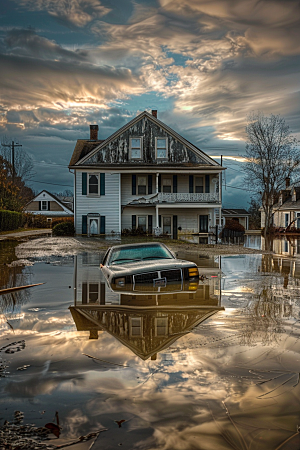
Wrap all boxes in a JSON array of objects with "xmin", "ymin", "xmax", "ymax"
[
  {"xmin": 69, "ymin": 110, "xmax": 225, "ymax": 238},
  {"xmin": 24, "ymin": 190, "xmax": 73, "ymax": 222}
]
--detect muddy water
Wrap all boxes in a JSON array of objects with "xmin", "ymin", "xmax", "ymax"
[{"xmin": 1, "ymin": 241, "xmax": 300, "ymax": 449}]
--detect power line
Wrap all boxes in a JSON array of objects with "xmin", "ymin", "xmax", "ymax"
[{"xmin": 30, "ymin": 180, "xmax": 73, "ymax": 187}]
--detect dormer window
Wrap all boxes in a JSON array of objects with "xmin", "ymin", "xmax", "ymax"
[
  {"xmin": 156, "ymin": 137, "xmax": 168, "ymax": 159},
  {"xmin": 130, "ymin": 137, "xmax": 142, "ymax": 159},
  {"xmin": 292, "ymin": 190, "xmax": 296, "ymax": 202}
]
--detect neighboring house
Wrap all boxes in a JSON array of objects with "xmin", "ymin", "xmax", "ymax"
[
  {"xmin": 272, "ymin": 186, "xmax": 300, "ymax": 230},
  {"xmin": 69, "ymin": 110, "xmax": 224, "ymax": 238},
  {"xmin": 261, "ymin": 181, "xmax": 300, "ymax": 230},
  {"xmin": 220, "ymin": 208, "xmax": 251, "ymax": 230},
  {"xmin": 24, "ymin": 190, "xmax": 74, "ymax": 222}
]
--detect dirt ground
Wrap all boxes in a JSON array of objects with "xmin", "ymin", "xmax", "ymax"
[{"xmin": 14, "ymin": 235, "xmax": 270, "ymax": 261}]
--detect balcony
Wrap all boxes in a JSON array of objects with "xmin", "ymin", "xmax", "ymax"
[{"xmin": 157, "ymin": 192, "xmax": 220, "ymax": 203}]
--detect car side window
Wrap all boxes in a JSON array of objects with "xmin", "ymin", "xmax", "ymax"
[{"xmin": 102, "ymin": 249, "xmax": 110, "ymax": 265}]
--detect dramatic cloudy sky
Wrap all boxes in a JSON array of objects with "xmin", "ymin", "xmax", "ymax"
[{"xmin": 1, "ymin": 0, "xmax": 300, "ymax": 206}]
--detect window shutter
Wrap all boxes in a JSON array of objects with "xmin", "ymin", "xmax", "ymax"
[
  {"xmin": 82, "ymin": 173, "xmax": 87, "ymax": 195},
  {"xmin": 82, "ymin": 283, "xmax": 87, "ymax": 304},
  {"xmin": 132, "ymin": 215, "xmax": 136, "ymax": 229},
  {"xmin": 100, "ymin": 283, "xmax": 105, "ymax": 305},
  {"xmin": 48, "ymin": 201, "xmax": 50, "ymax": 211},
  {"xmin": 132, "ymin": 175, "xmax": 136, "ymax": 195},
  {"xmin": 158, "ymin": 174, "xmax": 161, "ymax": 192},
  {"xmin": 100, "ymin": 173, "xmax": 105, "ymax": 195},
  {"xmin": 205, "ymin": 175, "xmax": 210, "ymax": 193},
  {"xmin": 173, "ymin": 215, "xmax": 178, "ymax": 239},
  {"xmin": 39, "ymin": 201, "xmax": 41, "ymax": 211},
  {"xmin": 148, "ymin": 175, "xmax": 152, "ymax": 194},
  {"xmin": 189, "ymin": 175, "xmax": 194, "ymax": 193},
  {"xmin": 148, "ymin": 215, "xmax": 152, "ymax": 233},
  {"xmin": 159, "ymin": 215, "xmax": 161, "ymax": 228},
  {"xmin": 82, "ymin": 215, "xmax": 87, "ymax": 234},
  {"xmin": 100, "ymin": 216, "xmax": 105, "ymax": 234},
  {"xmin": 173, "ymin": 175, "xmax": 177, "ymax": 193}
]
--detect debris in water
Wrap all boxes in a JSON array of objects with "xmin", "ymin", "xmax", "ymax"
[
  {"xmin": 115, "ymin": 420, "xmax": 126, "ymax": 428},
  {"xmin": 0, "ymin": 283, "xmax": 44, "ymax": 295},
  {"xmin": 82, "ymin": 353, "xmax": 130, "ymax": 367},
  {"xmin": 17, "ymin": 365, "xmax": 30, "ymax": 371}
]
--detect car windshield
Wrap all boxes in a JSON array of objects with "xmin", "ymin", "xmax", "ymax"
[{"xmin": 109, "ymin": 244, "xmax": 174, "ymax": 265}]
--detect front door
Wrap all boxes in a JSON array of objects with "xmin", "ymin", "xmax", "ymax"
[
  {"xmin": 199, "ymin": 215, "xmax": 208, "ymax": 233},
  {"xmin": 163, "ymin": 216, "xmax": 172, "ymax": 235},
  {"xmin": 89, "ymin": 217, "xmax": 99, "ymax": 235}
]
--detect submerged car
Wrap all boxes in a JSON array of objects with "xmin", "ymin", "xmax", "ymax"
[{"xmin": 101, "ymin": 242, "xmax": 199, "ymax": 292}]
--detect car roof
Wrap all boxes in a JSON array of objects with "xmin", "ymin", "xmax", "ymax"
[{"xmin": 108, "ymin": 242, "xmax": 167, "ymax": 251}]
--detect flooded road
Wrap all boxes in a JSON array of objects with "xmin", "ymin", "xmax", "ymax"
[{"xmin": 1, "ymin": 239, "xmax": 300, "ymax": 449}]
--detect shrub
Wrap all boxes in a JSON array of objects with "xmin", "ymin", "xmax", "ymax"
[
  {"xmin": 51, "ymin": 217, "xmax": 74, "ymax": 229},
  {"xmin": 121, "ymin": 227, "xmax": 147, "ymax": 236},
  {"xmin": 224, "ymin": 219, "xmax": 245, "ymax": 233},
  {"xmin": 52, "ymin": 221, "xmax": 75, "ymax": 236},
  {"xmin": 0, "ymin": 210, "xmax": 23, "ymax": 231}
]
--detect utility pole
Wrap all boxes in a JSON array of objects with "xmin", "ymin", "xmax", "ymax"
[{"xmin": 2, "ymin": 141, "xmax": 22, "ymax": 183}]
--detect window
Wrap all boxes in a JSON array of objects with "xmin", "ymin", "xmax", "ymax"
[
  {"xmin": 41, "ymin": 201, "xmax": 48, "ymax": 211},
  {"xmin": 130, "ymin": 137, "xmax": 142, "ymax": 159},
  {"xmin": 162, "ymin": 178, "xmax": 172, "ymax": 193},
  {"xmin": 137, "ymin": 176, "xmax": 147, "ymax": 195},
  {"xmin": 130, "ymin": 317, "xmax": 142, "ymax": 336},
  {"xmin": 285, "ymin": 213, "xmax": 289, "ymax": 227},
  {"xmin": 297, "ymin": 212, "xmax": 300, "ymax": 228},
  {"xmin": 156, "ymin": 138, "xmax": 167, "ymax": 159},
  {"xmin": 88, "ymin": 174, "xmax": 99, "ymax": 195},
  {"xmin": 195, "ymin": 177, "xmax": 204, "ymax": 193},
  {"xmin": 137, "ymin": 216, "xmax": 147, "ymax": 232},
  {"xmin": 155, "ymin": 317, "xmax": 168, "ymax": 336},
  {"xmin": 88, "ymin": 283, "xmax": 99, "ymax": 303}
]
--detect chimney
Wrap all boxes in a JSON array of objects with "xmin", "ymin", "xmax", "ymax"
[
  {"xmin": 286, "ymin": 177, "xmax": 290, "ymax": 189},
  {"xmin": 90, "ymin": 124, "xmax": 99, "ymax": 140},
  {"xmin": 151, "ymin": 110, "xmax": 157, "ymax": 118}
]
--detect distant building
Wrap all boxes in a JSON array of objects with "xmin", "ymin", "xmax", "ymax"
[
  {"xmin": 69, "ymin": 110, "xmax": 224, "ymax": 237},
  {"xmin": 24, "ymin": 190, "xmax": 73, "ymax": 223},
  {"xmin": 221, "ymin": 208, "xmax": 251, "ymax": 230}
]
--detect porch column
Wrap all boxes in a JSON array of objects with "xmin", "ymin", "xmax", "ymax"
[
  {"xmin": 219, "ymin": 207, "xmax": 222, "ymax": 226},
  {"xmin": 156, "ymin": 172, "xmax": 159, "ymax": 228}
]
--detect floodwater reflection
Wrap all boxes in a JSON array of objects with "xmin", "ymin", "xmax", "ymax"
[
  {"xmin": 2, "ymin": 243, "xmax": 300, "ymax": 449},
  {"xmin": 70, "ymin": 253, "xmax": 223, "ymax": 360}
]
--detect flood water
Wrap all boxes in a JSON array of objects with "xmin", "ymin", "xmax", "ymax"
[{"xmin": 1, "ymin": 238, "xmax": 300, "ymax": 449}]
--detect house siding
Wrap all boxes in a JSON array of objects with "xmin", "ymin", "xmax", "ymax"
[
  {"xmin": 50, "ymin": 201, "xmax": 64, "ymax": 211},
  {"xmin": 75, "ymin": 171, "xmax": 120, "ymax": 234}
]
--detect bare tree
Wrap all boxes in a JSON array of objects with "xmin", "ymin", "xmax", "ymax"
[
  {"xmin": 244, "ymin": 113, "xmax": 299, "ymax": 241},
  {"xmin": 0, "ymin": 137, "xmax": 35, "ymax": 207},
  {"xmin": 0, "ymin": 136, "xmax": 34, "ymax": 182}
]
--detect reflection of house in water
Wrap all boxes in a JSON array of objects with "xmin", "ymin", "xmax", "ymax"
[
  {"xmin": 257, "ymin": 254, "xmax": 300, "ymax": 321},
  {"xmin": 70, "ymin": 252, "xmax": 223, "ymax": 360}
]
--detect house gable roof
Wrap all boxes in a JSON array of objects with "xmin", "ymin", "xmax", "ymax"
[
  {"xmin": 222, "ymin": 208, "xmax": 250, "ymax": 216},
  {"xmin": 25, "ymin": 190, "xmax": 73, "ymax": 213},
  {"xmin": 69, "ymin": 111, "xmax": 220, "ymax": 168}
]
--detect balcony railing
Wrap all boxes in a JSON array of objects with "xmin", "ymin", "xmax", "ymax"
[{"xmin": 157, "ymin": 192, "xmax": 220, "ymax": 203}]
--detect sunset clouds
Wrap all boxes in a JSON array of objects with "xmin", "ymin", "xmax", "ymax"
[{"xmin": 1, "ymin": 0, "xmax": 299, "ymax": 199}]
